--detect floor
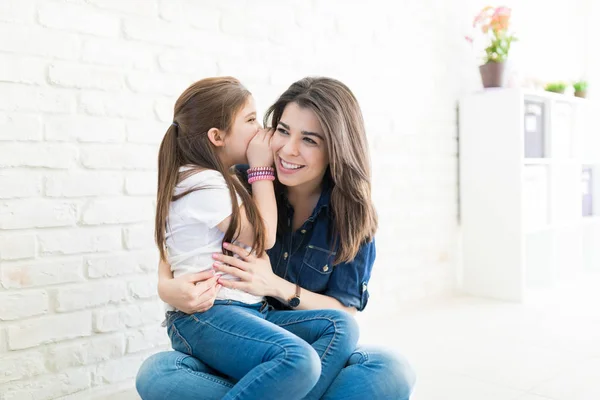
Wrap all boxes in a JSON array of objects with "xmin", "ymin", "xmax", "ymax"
[
  {"xmin": 107, "ymin": 274, "xmax": 600, "ymax": 400},
  {"xmin": 357, "ymin": 273, "xmax": 600, "ymax": 400}
]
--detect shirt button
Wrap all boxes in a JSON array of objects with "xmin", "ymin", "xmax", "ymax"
[
  {"xmin": 322, "ymin": 265, "xmax": 329, "ymax": 272},
  {"xmin": 300, "ymin": 229, "xmax": 306, "ymax": 234},
  {"xmin": 283, "ymin": 252, "xmax": 288, "ymax": 260}
]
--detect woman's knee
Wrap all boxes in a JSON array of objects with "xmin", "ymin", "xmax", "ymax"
[
  {"xmin": 325, "ymin": 309, "xmax": 361, "ymax": 347},
  {"xmin": 354, "ymin": 347, "xmax": 416, "ymax": 399}
]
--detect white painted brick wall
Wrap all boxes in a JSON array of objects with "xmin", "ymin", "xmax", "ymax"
[{"xmin": 0, "ymin": 0, "xmax": 590, "ymax": 398}]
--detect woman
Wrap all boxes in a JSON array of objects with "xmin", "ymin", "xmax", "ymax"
[{"xmin": 136, "ymin": 77, "xmax": 416, "ymax": 399}]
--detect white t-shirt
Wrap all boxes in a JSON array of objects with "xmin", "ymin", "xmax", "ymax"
[{"xmin": 165, "ymin": 166, "xmax": 264, "ymax": 309}]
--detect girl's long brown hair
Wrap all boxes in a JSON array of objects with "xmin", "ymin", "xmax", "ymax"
[
  {"xmin": 264, "ymin": 77, "xmax": 378, "ymax": 265},
  {"xmin": 155, "ymin": 77, "xmax": 266, "ymax": 262}
]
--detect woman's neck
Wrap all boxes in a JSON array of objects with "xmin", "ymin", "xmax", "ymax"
[{"xmin": 286, "ymin": 180, "xmax": 323, "ymax": 210}]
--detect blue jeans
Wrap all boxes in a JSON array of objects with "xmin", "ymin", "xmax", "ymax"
[
  {"xmin": 137, "ymin": 308, "xmax": 416, "ymax": 400},
  {"xmin": 157, "ymin": 301, "xmax": 360, "ymax": 400}
]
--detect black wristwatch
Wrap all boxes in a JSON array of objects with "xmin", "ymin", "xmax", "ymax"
[{"xmin": 288, "ymin": 284, "xmax": 301, "ymax": 308}]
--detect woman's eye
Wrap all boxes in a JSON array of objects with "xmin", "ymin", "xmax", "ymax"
[
  {"xmin": 248, "ymin": 118, "xmax": 256, "ymax": 122},
  {"xmin": 277, "ymin": 128, "xmax": 289, "ymax": 135},
  {"xmin": 303, "ymin": 137, "xmax": 317, "ymax": 145}
]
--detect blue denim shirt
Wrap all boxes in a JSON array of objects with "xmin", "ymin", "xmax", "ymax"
[{"xmin": 236, "ymin": 166, "xmax": 375, "ymax": 311}]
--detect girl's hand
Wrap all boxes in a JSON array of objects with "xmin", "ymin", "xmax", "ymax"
[
  {"xmin": 158, "ymin": 270, "xmax": 221, "ymax": 314},
  {"xmin": 212, "ymin": 242, "xmax": 278, "ymax": 297},
  {"xmin": 247, "ymin": 128, "xmax": 274, "ymax": 168}
]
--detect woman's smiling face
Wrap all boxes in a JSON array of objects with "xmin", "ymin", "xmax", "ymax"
[{"xmin": 270, "ymin": 102, "xmax": 329, "ymax": 190}]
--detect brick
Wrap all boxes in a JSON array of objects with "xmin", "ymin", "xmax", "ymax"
[
  {"xmin": 128, "ymin": 277, "xmax": 158, "ymax": 300},
  {"xmin": 126, "ymin": 325, "xmax": 169, "ymax": 354},
  {"xmin": 153, "ymin": 98, "xmax": 173, "ymax": 123},
  {"xmin": 38, "ymin": 2, "xmax": 120, "ymax": 37},
  {"xmin": 159, "ymin": 1, "xmax": 220, "ymax": 31},
  {"xmin": 81, "ymin": 37, "xmax": 155, "ymax": 70},
  {"xmin": 0, "ymin": 53, "xmax": 46, "ymax": 85},
  {"xmin": 0, "ymin": 0, "xmax": 35, "ymax": 23},
  {"xmin": 0, "ymin": 367, "xmax": 91, "ymax": 400},
  {"xmin": 0, "ymin": 233, "xmax": 36, "ymax": 260},
  {"xmin": 93, "ymin": 302, "xmax": 163, "ymax": 333},
  {"xmin": 122, "ymin": 223, "xmax": 155, "ymax": 250},
  {"xmin": 0, "ymin": 84, "xmax": 76, "ymax": 114},
  {"xmin": 221, "ymin": 11, "xmax": 269, "ymax": 39},
  {"xmin": 0, "ymin": 290, "xmax": 48, "ymax": 321},
  {"xmin": 0, "ymin": 199, "xmax": 77, "ymax": 230},
  {"xmin": 0, "ymin": 24, "xmax": 81, "ymax": 60},
  {"xmin": 47, "ymin": 334, "xmax": 125, "ymax": 372},
  {"xmin": 7, "ymin": 311, "xmax": 92, "ymax": 350},
  {"xmin": 1, "ymin": 258, "xmax": 84, "ymax": 289},
  {"xmin": 0, "ymin": 112, "xmax": 42, "ymax": 141},
  {"xmin": 81, "ymin": 197, "xmax": 154, "ymax": 225},
  {"xmin": 78, "ymin": 91, "xmax": 154, "ymax": 119},
  {"xmin": 0, "ymin": 143, "xmax": 77, "ymax": 169},
  {"xmin": 49, "ymin": 62, "xmax": 124, "ymax": 91},
  {"xmin": 45, "ymin": 172, "xmax": 123, "ymax": 197},
  {"xmin": 86, "ymin": 0, "xmax": 158, "ymax": 16},
  {"xmin": 0, "ymin": 349, "xmax": 47, "ymax": 385},
  {"xmin": 80, "ymin": 144, "xmax": 157, "ymax": 170},
  {"xmin": 136, "ymin": 250, "xmax": 159, "ymax": 272},
  {"xmin": 93, "ymin": 354, "xmax": 146, "ymax": 385},
  {"xmin": 45, "ymin": 116, "xmax": 126, "ymax": 143},
  {"xmin": 0, "ymin": 171, "xmax": 43, "ymax": 199},
  {"xmin": 38, "ymin": 227, "xmax": 122, "ymax": 256},
  {"xmin": 126, "ymin": 72, "xmax": 192, "ymax": 96},
  {"xmin": 157, "ymin": 49, "xmax": 219, "ymax": 75},
  {"xmin": 85, "ymin": 253, "xmax": 141, "ymax": 279},
  {"xmin": 217, "ymin": 57, "xmax": 270, "ymax": 85},
  {"xmin": 125, "ymin": 172, "xmax": 156, "ymax": 196},
  {"xmin": 126, "ymin": 120, "xmax": 167, "ymax": 145},
  {"xmin": 123, "ymin": 17, "xmax": 200, "ymax": 46},
  {"xmin": 54, "ymin": 281, "xmax": 128, "ymax": 312}
]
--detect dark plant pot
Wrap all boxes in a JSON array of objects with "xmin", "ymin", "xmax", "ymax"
[
  {"xmin": 574, "ymin": 90, "xmax": 587, "ymax": 98},
  {"xmin": 479, "ymin": 61, "xmax": 507, "ymax": 88}
]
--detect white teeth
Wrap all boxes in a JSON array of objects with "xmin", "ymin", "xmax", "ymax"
[{"xmin": 281, "ymin": 159, "xmax": 303, "ymax": 170}]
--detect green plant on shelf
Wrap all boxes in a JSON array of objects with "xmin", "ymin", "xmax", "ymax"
[
  {"xmin": 573, "ymin": 80, "xmax": 588, "ymax": 92},
  {"xmin": 544, "ymin": 82, "xmax": 567, "ymax": 94}
]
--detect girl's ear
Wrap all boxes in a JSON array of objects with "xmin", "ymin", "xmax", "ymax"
[{"xmin": 207, "ymin": 128, "xmax": 226, "ymax": 147}]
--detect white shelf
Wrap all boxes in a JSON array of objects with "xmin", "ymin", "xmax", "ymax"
[{"xmin": 459, "ymin": 88, "xmax": 600, "ymax": 302}]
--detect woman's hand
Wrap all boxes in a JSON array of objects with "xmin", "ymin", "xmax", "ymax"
[
  {"xmin": 158, "ymin": 269, "xmax": 221, "ymax": 314},
  {"xmin": 212, "ymin": 242, "xmax": 279, "ymax": 297},
  {"xmin": 247, "ymin": 128, "xmax": 274, "ymax": 168}
]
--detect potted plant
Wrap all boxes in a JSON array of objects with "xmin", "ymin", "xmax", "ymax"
[
  {"xmin": 544, "ymin": 82, "xmax": 567, "ymax": 94},
  {"xmin": 573, "ymin": 80, "xmax": 588, "ymax": 98},
  {"xmin": 466, "ymin": 6, "xmax": 517, "ymax": 88}
]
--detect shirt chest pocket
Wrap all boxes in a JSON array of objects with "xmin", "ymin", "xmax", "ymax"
[{"xmin": 300, "ymin": 245, "xmax": 336, "ymax": 292}]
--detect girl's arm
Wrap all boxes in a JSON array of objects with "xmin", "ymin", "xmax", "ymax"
[{"xmin": 216, "ymin": 128, "xmax": 277, "ymax": 249}]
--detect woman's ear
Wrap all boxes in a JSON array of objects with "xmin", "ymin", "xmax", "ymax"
[{"xmin": 207, "ymin": 128, "xmax": 226, "ymax": 147}]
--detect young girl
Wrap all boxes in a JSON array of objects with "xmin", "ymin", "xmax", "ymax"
[{"xmin": 154, "ymin": 77, "xmax": 359, "ymax": 400}]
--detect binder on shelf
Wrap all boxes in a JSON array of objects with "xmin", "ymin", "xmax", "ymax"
[
  {"xmin": 582, "ymin": 166, "xmax": 593, "ymax": 216},
  {"xmin": 523, "ymin": 165, "xmax": 549, "ymax": 230},
  {"xmin": 524, "ymin": 100, "xmax": 545, "ymax": 158}
]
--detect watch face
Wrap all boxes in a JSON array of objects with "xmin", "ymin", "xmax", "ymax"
[{"xmin": 289, "ymin": 297, "xmax": 300, "ymax": 308}]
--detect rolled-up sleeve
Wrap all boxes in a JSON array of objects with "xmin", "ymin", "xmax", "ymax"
[{"xmin": 324, "ymin": 238, "xmax": 376, "ymax": 311}]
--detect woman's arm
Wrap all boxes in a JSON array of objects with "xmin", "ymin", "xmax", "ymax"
[
  {"xmin": 157, "ymin": 259, "xmax": 221, "ymax": 314},
  {"xmin": 212, "ymin": 243, "xmax": 358, "ymax": 315}
]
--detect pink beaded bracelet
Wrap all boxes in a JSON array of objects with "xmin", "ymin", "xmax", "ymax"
[{"xmin": 248, "ymin": 174, "xmax": 275, "ymax": 184}]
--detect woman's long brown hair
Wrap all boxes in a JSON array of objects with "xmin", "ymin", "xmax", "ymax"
[
  {"xmin": 155, "ymin": 77, "xmax": 266, "ymax": 262},
  {"xmin": 264, "ymin": 77, "xmax": 378, "ymax": 265}
]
